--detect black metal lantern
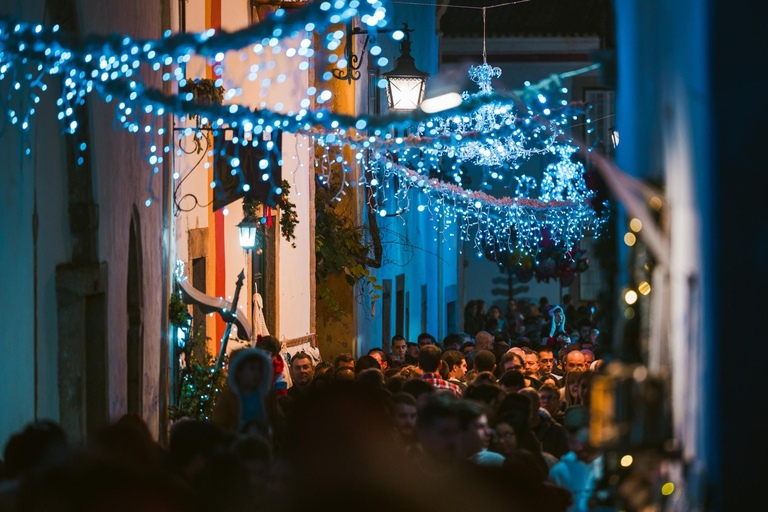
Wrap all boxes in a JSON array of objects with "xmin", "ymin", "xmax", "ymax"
[
  {"xmin": 237, "ymin": 218, "xmax": 260, "ymax": 249},
  {"xmin": 383, "ymin": 25, "xmax": 429, "ymax": 112}
]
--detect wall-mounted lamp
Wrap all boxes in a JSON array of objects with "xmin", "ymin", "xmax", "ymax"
[
  {"xmin": 383, "ymin": 25, "xmax": 429, "ymax": 111},
  {"xmin": 237, "ymin": 218, "xmax": 260, "ymax": 249},
  {"xmin": 331, "ymin": 23, "xmax": 428, "ymax": 111}
]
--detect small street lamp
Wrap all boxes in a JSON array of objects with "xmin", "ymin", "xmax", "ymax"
[
  {"xmin": 237, "ymin": 218, "xmax": 260, "ymax": 249},
  {"xmin": 384, "ymin": 25, "xmax": 429, "ymax": 111}
]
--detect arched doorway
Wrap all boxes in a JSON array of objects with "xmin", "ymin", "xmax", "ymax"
[{"xmin": 127, "ymin": 207, "xmax": 144, "ymax": 415}]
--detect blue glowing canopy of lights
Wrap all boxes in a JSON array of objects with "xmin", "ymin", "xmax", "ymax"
[{"xmin": 0, "ymin": 0, "xmax": 607, "ymax": 256}]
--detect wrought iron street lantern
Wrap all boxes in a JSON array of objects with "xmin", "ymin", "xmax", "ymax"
[
  {"xmin": 383, "ymin": 25, "xmax": 428, "ymax": 111},
  {"xmin": 237, "ymin": 218, "xmax": 260, "ymax": 249}
]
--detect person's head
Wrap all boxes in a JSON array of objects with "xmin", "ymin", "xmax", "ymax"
[
  {"xmin": 500, "ymin": 352, "xmax": 524, "ymax": 374},
  {"xmin": 564, "ymin": 371, "xmax": 582, "ymax": 407},
  {"xmin": 2, "ymin": 421, "xmax": 68, "ymax": 479},
  {"xmin": 416, "ymin": 393, "xmax": 460, "ymax": 464},
  {"xmin": 354, "ymin": 355, "xmax": 381, "ymax": 374},
  {"xmin": 550, "ymin": 305, "xmax": 564, "ymax": 326},
  {"xmin": 464, "ymin": 300, "xmax": 477, "ymax": 317},
  {"xmin": 474, "ymin": 331, "xmax": 494, "ymax": 351},
  {"xmin": 473, "ymin": 371, "xmax": 497, "ymax": 386},
  {"xmin": 417, "ymin": 333, "xmax": 436, "ymax": 350},
  {"xmin": 577, "ymin": 318, "xmax": 592, "ymax": 340},
  {"xmin": 562, "ymin": 294, "xmax": 572, "ymax": 306},
  {"xmin": 314, "ymin": 361, "xmax": 334, "ymax": 378},
  {"xmin": 463, "ymin": 384, "xmax": 505, "ymax": 409},
  {"xmin": 442, "ymin": 333, "xmax": 463, "ymax": 352},
  {"xmin": 522, "ymin": 348, "xmax": 539, "ymax": 378},
  {"xmin": 442, "ymin": 350, "xmax": 467, "ymax": 380},
  {"xmin": 536, "ymin": 345, "xmax": 555, "ymax": 375},
  {"xmin": 169, "ymin": 420, "xmax": 226, "ymax": 481},
  {"xmin": 565, "ymin": 349, "xmax": 586, "ymax": 373},
  {"xmin": 460, "ymin": 341, "xmax": 475, "ymax": 355},
  {"xmin": 498, "ymin": 391, "xmax": 531, "ymax": 419},
  {"xmin": 406, "ymin": 342, "xmax": 419, "ymax": 358},
  {"xmin": 589, "ymin": 328, "xmax": 600, "ymax": 344},
  {"xmin": 488, "ymin": 305, "xmax": 502, "ymax": 319},
  {"xmin": 255, "ymin": 335, "xmax": 281, "ymax": 358},
  {"xmin": 474, "ymin": 350, "xmax": 496, "ymax": 374},
  {"xmin": 518, "ymin": 387, "xmax": 541, "ymax": 428},
  {"xmin": 334, "ymin": 366, "xmax": 355, "ymax": 381},
  {"xmin": 289, "ymin": 352, "xmax": 315, "ymax": 387},
  {"xmin": 391, "ymin": 335, "xmax": 407, "ymax": 360},
  {"xmin": 538, "ymin": 384, "xmax": 560, "ymax": 417},
  {"xmin": 476, "ymin": 300, "xmax": 486, "ymax": 314},
  {"xmin": 455, "ymin": 400, "xmax": 492, "ymax": 458},
  {"xmin": 391, "ymin": 393, "xmax": 418, "ymax": 440},
  {"xmin": 401, "ymin": 378, "xmax": 436, "ymax": 407},
  {"xmin": 541, "ymin": 376, "xmax": 558, "ymax": 388},
  {"xmin": 495, "ymin": 412, "xmax": 542, "ymax": 458},
  {"xmin": 581, "ymin": 349, "xmax": 595, "ymax": 366},
  {"xmin": 563, "ymin": 405, "xmax": 596, "ymax": 462},
  {"xmin": 417, "ymin": 344, "xmax": 442, "ymax": 373},
  {"xmin": 368, "ymin": 348, "xmax": 389, "ymax": 372},
  {"xmin": 578, "ymin": 371, "xmax": 594, "ymax": 408},
  {"xmin": 228, "ymin": 349, "xmax": 271, "ymax": 396},
  {"xmin": 507, "ymin": 298, "xmax": 518, "ymax": 312},
  {"xmin": 356, "ymin": 368, "xmax": 385, "ymax": 388},
  {"xmin": 539, "ymin": 296, "xmax": 549, "ymax": 309},
  {"xmin": 334, "ymin": 353, "xmax": 355, "ymax": 369},
  {"xmin": 498, "ymin": 370, "xmax": 526, "ymax": 394},
  {"xmin": 581, "ymin": 341, "xmax": 595, "ymax": 352}
]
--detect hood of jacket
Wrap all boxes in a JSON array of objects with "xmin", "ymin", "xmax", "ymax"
[{"xmin": 227, "ymin": 348, "xmax": 273, "ymax": 397}]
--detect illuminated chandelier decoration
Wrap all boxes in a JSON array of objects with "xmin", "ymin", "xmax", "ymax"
[{"xmin": 414, "ymin": 60, "xmax": 555, "ymax": 169}]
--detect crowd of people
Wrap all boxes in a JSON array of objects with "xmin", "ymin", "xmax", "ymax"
[{"xmin": 0, "ymin": 298, "xmax": 607, "ymax": 512}]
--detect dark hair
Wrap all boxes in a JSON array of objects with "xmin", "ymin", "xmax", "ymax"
[
  {"xmin": 231, "ymin": 434, "xmax": 272, "ymax": 464},
  {"xmin": 169, "ymin": 420, "xmax": 225, "ymax": 469},
  {"xmin": 473, "ymin": 371, "xmax": 497, "ymax": 385},
  {"xmin": 356, "ymin": 368, "xmax": 385, "ymax": 388},
  {"xmin": 334, "ymin": 353, "xmax": 355, "ymax": 368},
  {"xmin": 368, "ymin": 347, "xmax": 391, "ymax": 367},
  {"xmin": 538, "ymin": 383, "xmax": 560, "ymax": 396},
  {"xmin": 385, "ymin": 375, "xmax": 407, "ymax": 394},
  {"xmin": 455, "ymin": 400, "xmax": 488, "ymax": 430},
  {"xmin": 314, "ymin": 361, "xmax": 334, "ymax": 374},
  {"xmin": 442, "ymin": 333, "xmax": 464, "ymax": 350},
  {"xmin": 354, "ymin": 355, "xmax": 381, "ymax": 374},
  {"xmin": 500, "ymin": 351, "xmax": 524, "ymax": 369},
  {"xmin": 498, "ymin": 370, "xmax": 526, "ymax": 390},
  {"xmin": 460, "ymin": 341, "xmax": 475, "ymax": 352},
  {"xmin": 3, "ymin": 421, "xmax": 68, "ymax": 478},
  {"xmin": 255, "ymin": 335, "xmax": 281, "ymax": 357},
  {"xmin": 418, "ymin": 345, "xmax": 443, "ymax": 372},
  {"xmin": 401, "ymin": 378, "xmax": 435, "ymax": 400},
  {"xmin": 498, "ymin": 392, "xmax": 531, "ymax": 418},
  {"xmin": 576, "ymin": 317, "xmax": 592, "ymax": 329},
  {"xmin": 474, "ymin": 350, "xmax": 496, "ymax": 373},
  {"xmin": 290, "ymin": 351, "xmax": 314, "ymax": 368},
  {"xmin": 406, "ymin": 341, "xmax": 418, "ymax": 348},
  {"xmin": 463, "ymin": 383, "xmax": 504, "ymax": 406},
  {"xmin": 391, "ymin": 392, "xmax": 418, "ymax": 408},
  {"xmin": 391, "ymin": 334, "xmax": 406, "ymax": 344},
  {"xmin": 417, "ymin": 332, "xmax": 436, "ymax": 344},
  {"xmin": 441, "ymin": 350, "xmax": 465, "ymax": 372},
  {"xmin": 535, "ymin": 344, "xmax": 554, "ymax": 357},
  {"xmin": 494, "ymin": 332, "xmax": 511, "ymax": 344},
  {"xmin": 521, "ymin": 347, "xmax": 538, "ymax": 360},
  {"xmin": 416, "ymin": 393, "xmax": 457, "ymax": 431}
]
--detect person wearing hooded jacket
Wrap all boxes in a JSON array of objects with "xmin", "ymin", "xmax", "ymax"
[{"xmin": 212, "ymin": 348, "xmax": 274, "ymax": 435}]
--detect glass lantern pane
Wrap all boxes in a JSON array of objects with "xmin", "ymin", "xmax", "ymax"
[{"xmin": 387, "ymin": 77, "xmax": 425, "ymax": 111}]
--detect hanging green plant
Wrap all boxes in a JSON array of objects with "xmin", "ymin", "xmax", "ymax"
[
  {"xmin": 168, "ymin": 291, "xmax": 191, "ymax": 328},
  {"xmin": 242, "ymin": 180, "xmax": 299, "ymax": 247}
]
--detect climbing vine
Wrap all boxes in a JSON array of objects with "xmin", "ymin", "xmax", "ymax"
[{"xmin": 243, "ymin": 180, "xmax": 299, "ymax": 247}]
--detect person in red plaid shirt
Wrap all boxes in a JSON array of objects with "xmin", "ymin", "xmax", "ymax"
[{"xmin": 419, "ymin": 345, "xmax": 462, "ymax": 398}]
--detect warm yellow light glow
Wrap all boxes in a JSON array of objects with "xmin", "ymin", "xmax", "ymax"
[
  {"xmin": 620, "ymin": 455, "xmax": 634, "ymax": 467},
  {"xmin": 661, "ymin": 482, "xmax": 675, "ymax": 496},
  {"xmin": 650, "ymin": 196, "xmax": 663, "ymax": 211},
  {"xmin": 624, "ymin": 290, "xmax": 638, "ymax": 305},
  {"xmin": 629, "ymin": 218, "xmax": 643, "ymax": 232},
  {"xmin": 638, "ymin": 281, "xmax": 651, "ymax": 295},
  {"xmin": 624, "ymin": 232, "xmax": 636, "ymax": 246}
]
